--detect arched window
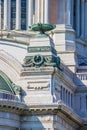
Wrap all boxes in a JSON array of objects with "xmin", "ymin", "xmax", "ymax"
[
  {"xmin": 21, "ymin": 0, "xmax": 26, "ymax": 30},
  {"xmin": 11, "ymin": 0, "xmax": 16, "ymax": 30}
]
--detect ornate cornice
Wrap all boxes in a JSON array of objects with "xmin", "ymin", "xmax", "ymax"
[
  {"xmin": 0, "ymin": 99, "xmax": 83, "ymax": 126},
  {"xmin": 0, "ymin": 99, "xmax": 83, "ymax": 128},
  {"xmin": 0, "ymin": 100, "xmax": 27, "ymax": 114},
  {"xmin": 28, "ymin": 102, "xmax": 83, "ymax": 125}
]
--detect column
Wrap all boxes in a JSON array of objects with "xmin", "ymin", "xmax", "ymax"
[
  {"xmin": 8, "ymin": 0, "xmax": 11, "ymax": 30},
  {"xmin": 4, "ymin": 0, "xmax": 8, "ymax": 30},
  {"xmin": 27, "ymin": 0, "xmax": 33, "ymax": 29},
  {"xmin": 4, "ymin": 0, "xmax": 11, "ymax": 30},
  {"xmin": 85, "ymin": 1, "xmax": 87, "ymax": 40},
  {"xmin": 35, "ymin": 0, "xmax": 40, "ymax": 23},
  {"xmin": 76, "ymin": 0, "xmax": 80, "ymax": 36},
  {"xmin": 16, "ymin": 0, "xmax": 21, "ymax": 30},
  {"xmin": 0, "ymin": 0, "xmax": 1, "ymax": 30},
  {"xmin": 66, "ymin": 0, "xmax": 71, "ymax": 25},
  {"xmin": 58, "ymin": 0, "xmax": 65, "ymax": 24},
  {"xmin": 44, "ymin": 0, "xmax": 49, "ymax": 23},
  {"xmin": 41, "ymin": 0, "xmax": 44, "ymax": 23},
  {"xmin": 81, "ymin": 0, "xmax": 85, "ymax": 38},
  {"xmin": 71, "ymin": 0, "xmax": 74, "ymax": 26}
]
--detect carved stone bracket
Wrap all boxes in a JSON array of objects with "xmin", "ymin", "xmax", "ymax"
[{"xmin": 11, "ymin": 83, "xmax": 21, "ymax": 95}]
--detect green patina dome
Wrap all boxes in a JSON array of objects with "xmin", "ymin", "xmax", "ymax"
[{"xmin": 0, "ymin": 71, "xmax": 15, "ymax": 94}]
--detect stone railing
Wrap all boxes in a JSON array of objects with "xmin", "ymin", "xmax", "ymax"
[
  {"xmin": 76, "ymin": 73, "xmax": 87, "ymax": 80},
  {"xmin": 74, "ymin": 73, "xmax": 87, "ymax": 86},
  {"xmin": 0, "ymin": 92, "xmax": 19, "ymax": 102}
]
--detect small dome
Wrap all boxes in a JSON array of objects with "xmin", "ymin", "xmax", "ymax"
[{"xmin": 0, "ymin": 71, "xmax": 15, "ymax": 94}]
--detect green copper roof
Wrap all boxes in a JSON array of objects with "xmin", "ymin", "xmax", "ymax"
[{"xmin": 0, "ymin": 71, "xmax": 15, "ymax": 94}]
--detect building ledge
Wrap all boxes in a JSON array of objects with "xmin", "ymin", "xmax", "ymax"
[
  {"xmin": 27, "ymin": 102, "xmax": 83, "ymax": 126},
  {"xmin": 0, "ymin": 99, "xmax": 83, "ymax": 128}
]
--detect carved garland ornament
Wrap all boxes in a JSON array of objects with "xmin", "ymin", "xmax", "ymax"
[{"xmin": 23, "ymin": 54, "xmax": 60, "ymax": 68}]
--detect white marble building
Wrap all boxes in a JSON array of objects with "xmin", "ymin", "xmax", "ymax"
[{"xmin": 0, "ymin": 0, "xmax": 87, "ymax": 130}]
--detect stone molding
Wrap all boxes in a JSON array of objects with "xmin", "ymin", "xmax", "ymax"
[
  {"xmin": 0, "ymin": 99, "xmax": 27, "ymax": 114},
  {"xmin": 0, "ymin": 50, "xmax": 22, "ymax": 75},
  {"xmin": 53, "ymin": 25, "xmax": 76, "ymax": 34}
]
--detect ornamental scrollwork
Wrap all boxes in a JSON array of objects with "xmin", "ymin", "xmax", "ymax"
[
  {"xmin": 23, "ymin": 56, "xmax": 33, "ymax": 67},
  {"xmin": 23, "ymin": 54, "xmax": 60, "ymax": 68}
]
